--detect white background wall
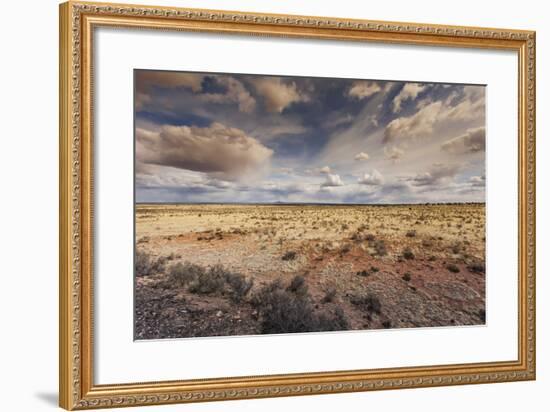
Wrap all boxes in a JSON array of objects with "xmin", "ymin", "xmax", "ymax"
[{"xmin": 0, "ymin": 0, "xmax": 546, "ymax": 411}]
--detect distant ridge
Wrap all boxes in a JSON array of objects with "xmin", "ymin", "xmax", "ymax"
[{"xmin": 135, "ymin": 201, "xmax": 486, "ymax": 206}]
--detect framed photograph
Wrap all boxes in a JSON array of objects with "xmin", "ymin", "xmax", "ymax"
[{"xmin": 59, "ymin": 1, "xmax": 536, "ymax": 409}]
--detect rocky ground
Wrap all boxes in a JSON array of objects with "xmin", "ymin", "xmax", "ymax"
[{"xmin": 134, "ymin": 203, "xmax": 486, "ymax": 339}]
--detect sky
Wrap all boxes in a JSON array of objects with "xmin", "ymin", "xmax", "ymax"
[{"xmin": 135, "ymin": 70, "xmax": 486, "ymax": 204}]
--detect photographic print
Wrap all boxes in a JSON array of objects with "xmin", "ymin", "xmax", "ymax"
[{"xmin": 134, "ymin": 69, "xmax": 486, "ymax": 340}]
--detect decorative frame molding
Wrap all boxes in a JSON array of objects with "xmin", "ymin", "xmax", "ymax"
[{"xmin": 59, "ymin": 1, "xmax": 536, "ymax": 409}]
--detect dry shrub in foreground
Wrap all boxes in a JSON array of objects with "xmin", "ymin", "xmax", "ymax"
[
  {"xmin": 372, "ymin": 239, "xmax": 387, "ymax": 256},
  {"xmin": 168, "ymin": 262, "xmax": 253, "ymax": 303},
  {"xmin": 286, "ymin": 274, "xmax": 307, "ymax": 295},
  {"xmin": 467, "ymin": 262, "xmax": 485, "ymax": 274},
  {"xmin": 446, "ymin": 263, "xmax": 460, "ymax": 273},
  {"xmin": 402, "ymin": 247, "xmax": 415, "ymax": 260},
  {"xmin": 187, "ymin": 264, "xmax": 227, "ymax": 295},
  {"xmin": 322, "ymin": 286, "xmax": 337, "ymax": 303},
  {"xmin": 252, "ymin": 276, "xmax": 349, "ymax": 334},
  {"xmin": 281, "ymin": 251, "xmax": 297, "ymax": 261},
  {"xmin": 135, "ymin": 250, "xmax": 170, "ymax": 277},
  {"xmin": 168, "ymin": 261, "xmax": 202, "ymax": 286},
  {"xmin": 350, "ymin": 293, "xmax": 382, "ymax": 314}
]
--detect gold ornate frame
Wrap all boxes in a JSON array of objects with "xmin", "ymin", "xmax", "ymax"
[{"xmin": 59, "ymin": 1, "xmax": 536, "ymax": 410}]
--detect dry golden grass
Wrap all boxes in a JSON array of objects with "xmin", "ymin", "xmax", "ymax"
[{"xmin": 135, "ymin": 204, "xmax": 486, "ymax": 339}]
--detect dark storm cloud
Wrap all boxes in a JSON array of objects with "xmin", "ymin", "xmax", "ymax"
[{"xmin": 136, "ymin": 123, "xmax": 273, "ymax": 181}]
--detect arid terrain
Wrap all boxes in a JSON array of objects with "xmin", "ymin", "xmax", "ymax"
[{"xmin": 135, "ymin": 203, "xmax": 486, "ymax": 339}]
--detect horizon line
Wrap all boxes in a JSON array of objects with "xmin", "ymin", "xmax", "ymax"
[{"xmin": 135, "ymin": 201, "xmax": 486, "ymax": 206}]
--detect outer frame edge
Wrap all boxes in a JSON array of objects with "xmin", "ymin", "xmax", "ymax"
[
  {"xmin": 59, "ymin": 1, "xmax": 75, "ymax": 410},
  {"xmin": 59, "ymin": 1, "xmax": 536, "ymax": 409}
]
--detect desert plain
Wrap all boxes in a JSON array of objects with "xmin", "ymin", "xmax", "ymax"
[{"xmin": 135, "ymin": 203, "xmax": 486, "ymax": 339}]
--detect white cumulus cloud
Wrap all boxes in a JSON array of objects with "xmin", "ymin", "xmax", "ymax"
[
  {"xmin": 354, "ymin": 151, "xmax": 370, "ymax": 161},
  {"xmin": 384, "ymin": 146, "xmax": 405, "ymax": 161},
  {"xmin": 251, "ymin": 77, "xmax": 308, "ymax": 113},
  {"xmin": 321, "ymin": 173, "xmax": 344, "ymax": 187},
  {"xmin": 384, "ymin": 101, "xmax": 443, "ymax": 143},
  {"xmin": 358, "ymin": 169, "xmax": 384, "ymax": 186},
  {"xmin": 347, "ymin": 81, "xmax": 381, "ymax": 100},
  {"xmin": 392, "ymin": 83, "xmax": 426, "ymax": 112}
]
